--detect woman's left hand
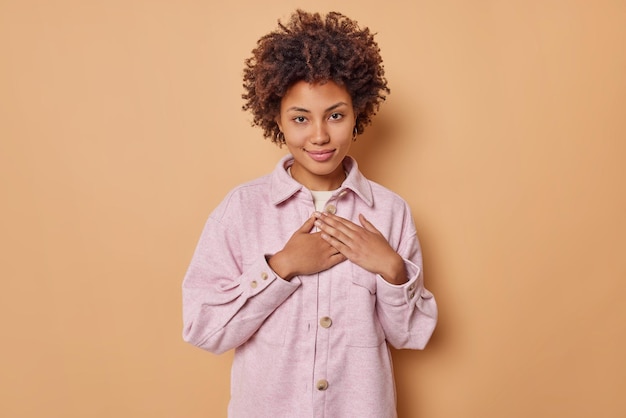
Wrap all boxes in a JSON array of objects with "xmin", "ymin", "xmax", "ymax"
[{"xmin": 313, "ymin": 212, "xmax": 408, "ymax": 285}]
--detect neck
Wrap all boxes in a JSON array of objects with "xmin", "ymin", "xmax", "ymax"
[{"xmin": 290, "ymin": 164, "xmax": 346, "ymax": 191}]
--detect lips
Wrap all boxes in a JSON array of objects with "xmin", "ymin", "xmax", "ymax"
[{"xmin": 306, "ymin": 149, "xmax": 335, "ymax": 162}]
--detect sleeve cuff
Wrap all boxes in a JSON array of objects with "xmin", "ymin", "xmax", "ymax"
[
  {"xmin": 242, "ymin": 256, "xmax": 300, "ymax": 305},
  {"xmin": 376, "ymin": 258, "xmax": 423, "ymax": 306}
]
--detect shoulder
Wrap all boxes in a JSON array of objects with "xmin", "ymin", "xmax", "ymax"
[
  {"xmin": 344, "ymin": 157, "xmax": 409, "ymax": 211},
  {"xmin": 230, "ymin": 174, "xmax": 273, "ymax": 195},
  {"xmin": 210, "ymin": 174, "xmax": 273, "ymax": 220},
  {"xmin": 365, "ymin": 178, "xmax": 417, "ymax": 237},
  {"xmin": 367, "ymin": 179, "xmax": 411, "ymax": 211}
]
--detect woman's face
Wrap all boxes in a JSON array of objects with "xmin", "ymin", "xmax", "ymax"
[{"xmin": 276, "ymin": 80, "xmax": 356, "ymax": 191}]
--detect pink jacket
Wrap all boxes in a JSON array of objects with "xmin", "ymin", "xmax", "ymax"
[{"xmin": 182, "ymin": 155, "xmax": 437, "ymax": 418}]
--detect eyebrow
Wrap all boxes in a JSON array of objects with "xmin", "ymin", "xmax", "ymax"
[{"xmin": 286, "ymin": 102, "xmax": 349, "ymax": 113}]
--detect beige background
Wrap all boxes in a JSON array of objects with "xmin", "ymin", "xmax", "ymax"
[{"xmin": 1, "ymin": 0, "xmax": 625, "ymax": 417}]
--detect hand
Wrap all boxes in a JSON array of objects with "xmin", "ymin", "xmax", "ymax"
[
  {"xmin": 268, "ymin": 215, "xmax": 347, "ymax": 281},
  {"xmin": 313, "ymin": 212, "xmax": 408, "ymax": 285}
]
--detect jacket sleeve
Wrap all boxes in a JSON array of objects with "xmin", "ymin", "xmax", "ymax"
[
  {"xmin": 182, "ymin": 215, "xmax": 300, "ymax": 354},
  {"xmin": 375, "ymin": 211, "xmax": 438, "ymax": 350}
]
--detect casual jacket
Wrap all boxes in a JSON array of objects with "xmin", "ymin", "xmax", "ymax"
[{"xmin": 182, "ymin": 154, "xmax": 437, "ymax": 418}]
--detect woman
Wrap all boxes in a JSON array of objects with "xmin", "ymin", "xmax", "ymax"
[{"xmin": 182, "ymin": 10, "xmax": 437, "ymax": 417}]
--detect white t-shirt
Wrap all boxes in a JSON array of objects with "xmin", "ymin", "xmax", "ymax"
[
  {"xmin": 310, "ymin": 190, "xmax": 334, "ymax": 212},
  {"xmin": 288, "ymin": 166, "xmax": 341, "ymax": 211}
]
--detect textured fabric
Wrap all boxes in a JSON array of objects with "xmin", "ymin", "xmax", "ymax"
[{"xmin": 182, "ymin": 154, "xmax": 437, "ymax": 418}]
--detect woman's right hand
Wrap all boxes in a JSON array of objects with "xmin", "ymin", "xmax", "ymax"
[{"xmin": 268, "ymin": 215, "xmax": 347, "ymax": 281}]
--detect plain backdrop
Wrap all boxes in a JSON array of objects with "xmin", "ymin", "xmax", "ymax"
[{"xmin": 1, "ymin": 0, "xmax": 625, "ymax": 417}]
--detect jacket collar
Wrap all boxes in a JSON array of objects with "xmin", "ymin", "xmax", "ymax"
[{"xmin": 269, "ymin": 154, "xmax": 374, "ymax": 207}]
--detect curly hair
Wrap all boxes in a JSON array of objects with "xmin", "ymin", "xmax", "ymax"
[{"xmin": 242, "ymin": 10, "xmax": 390, "ymax": 145}]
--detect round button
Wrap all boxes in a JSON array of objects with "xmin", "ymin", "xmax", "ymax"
[
  {"xmin": 325, "ymin": 204, "xmax": 336, "ymax": 214},
  {"xmin": 316, "ymin": 379, "xmax": 329, "ymax": 391},
  {"xmin": 261, "ymin": 272, "xmax": 269, "ymax": 280},
  {"xmin": 250, "ymin": 280, "xmax": 258, "ymax": 288},
  {"xmin": 319, "ymin": 316, "xmax": 332, "ymax": 328}
]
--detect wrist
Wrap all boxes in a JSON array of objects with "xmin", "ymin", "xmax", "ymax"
[
  {"xmin": 380, "ymin": 255, "xmax": 408, "ymax": 285},
  {"xmin": 267, "ymin": 252, "xmax": 294, "ymax": 281}
]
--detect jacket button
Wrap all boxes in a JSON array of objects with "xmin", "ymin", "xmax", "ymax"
[
  {"xmin": 325, "ymin": 204, "xmax": 336, "ymax": 214},
  {"xmin": 261, "ymin": 272, "xmax": 269, "ymax": 280},
  {"xmin": 250, "ymin": 280, "xmax": 258, "ymax": 288},
  {"xmin": 319, "ymin": 316, "xmax": 332, "ymax": 328},
  {"xmin": 316, "ymin": 379, "xmax": 329, "ymax": 391}
]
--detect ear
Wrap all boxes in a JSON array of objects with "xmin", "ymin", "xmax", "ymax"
[{"xmin": 275, "ymin": 116, "xmax": 283, "ymax": 132}]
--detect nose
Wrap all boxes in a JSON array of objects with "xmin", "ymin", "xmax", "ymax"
[{"xmin": 310, "ymin": 122, "xmax": 330, "ymax": 145}]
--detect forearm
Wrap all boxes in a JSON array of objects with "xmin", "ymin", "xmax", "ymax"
[
  {"xmin": 376, "ymin": 259, "xmax": 437, "ymax": 349},
  {"xmin": 182, "ymin": 257, "xmax": 300, "ymax": 354}
]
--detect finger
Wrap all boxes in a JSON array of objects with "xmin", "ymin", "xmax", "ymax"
[
  {"xmin": 320, "ymin": 231, "xmax": 349, "ymax": 254},
  {"xmin": 322, "ymin": 252, "xmax": 347, "ymax": 270},
  {"xmin": 330, "ymin": 252, "xmax": 347, "ymax": 263},
  {"xmin": 317, "ymin": 216, "xmax": 360, "ymax": 243},
  {"xmin": 298, "ymin": 215, "xmax": 317, "ymax": 233},
  {"xmin": 315, "ymin": 219, "xmax": 347, "ymax": 244},
  {"xmin": 314, "ymin": 211, "xmax": 347, "ymax": 226},
  {"xmin": 358, "ymin": 214, "xmax": 380, "ymax": 233},
  {"xmin": 319, "ymin": 212, "xmax": 360, "ymax": 231}
]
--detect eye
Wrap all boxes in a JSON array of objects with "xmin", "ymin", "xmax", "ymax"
[
  {"xmin": 293, "ymin": 116, "xmax": 307, "ymax": 123},
  {"xmin": 329, "ymin": 113, "xmax": 343, "ymax": 121}
]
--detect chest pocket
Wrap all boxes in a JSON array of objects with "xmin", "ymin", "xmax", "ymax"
[{"xmin": 347, "ymin": 268, "xmax": 385, "ymax": 347}]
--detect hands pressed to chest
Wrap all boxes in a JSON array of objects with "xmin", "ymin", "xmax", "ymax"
[{"xmin": 267, "ymin": 211, "xmax": 407, "ymax": 285}]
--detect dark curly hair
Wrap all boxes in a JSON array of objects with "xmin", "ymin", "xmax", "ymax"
[{"xmin": 242, "ymin": 10, "xmax": 390, "ymax": 145}]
